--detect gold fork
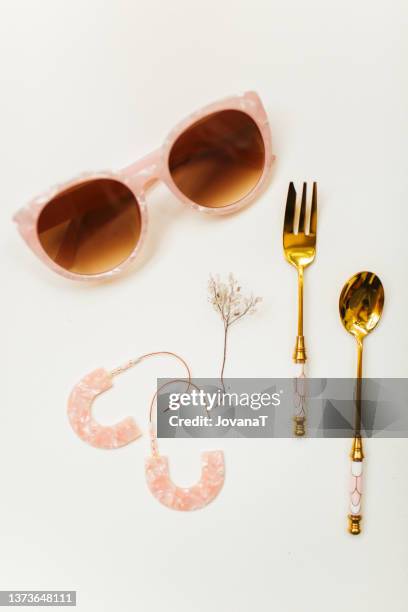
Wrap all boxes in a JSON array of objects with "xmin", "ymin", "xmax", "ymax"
[
  {"xmin": 283, "ymin": 182, "xmax": 317, "ymax": 362},
  {"xmin": 283, "ymin": 182, "xmax": 317, "ymax": 434}
]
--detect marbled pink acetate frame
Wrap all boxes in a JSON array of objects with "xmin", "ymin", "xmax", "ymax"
[{"xmin": 13, "ymin": 91, "xmax": 273, "ymax": 281}]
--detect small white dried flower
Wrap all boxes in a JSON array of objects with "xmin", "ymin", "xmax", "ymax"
[
  {"xmin": 208, "ymin": 274, "xmax": 262, "ymax": 327},
  {"xmin": 208, "ymin": 274, "xmax": 262, "ymax": 388}
]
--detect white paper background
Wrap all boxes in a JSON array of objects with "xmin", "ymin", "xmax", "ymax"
[{"xmin": 1, "ymin": 1, "xmax": 408, "ymax": 610}]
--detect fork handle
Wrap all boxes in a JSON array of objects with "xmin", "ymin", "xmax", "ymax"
[
  {"xmin": 293, "ymin": 363, "xmax": 306, "ymax": 436},
  {"xmin": 293, "ymin": 335, "xmax": 307, "ymax": 363},
  {"xmin": 294, "ymin": 267, "xmax": 307, "ymax": 363}
]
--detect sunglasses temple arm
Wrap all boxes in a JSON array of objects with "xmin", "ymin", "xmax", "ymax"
[{"xmin": 119, "ymin": 149, "xmax": 162, "ymax": 190}]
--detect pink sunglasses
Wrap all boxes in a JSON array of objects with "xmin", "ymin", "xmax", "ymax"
[{"xmin": 13, "ymin": 91, "xmax": 273, "ymax": 281}]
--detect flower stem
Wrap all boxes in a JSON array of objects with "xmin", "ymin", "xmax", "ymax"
[{"xmin": 220, "ymin": 323, "xmax": 228, "ymax": 392}]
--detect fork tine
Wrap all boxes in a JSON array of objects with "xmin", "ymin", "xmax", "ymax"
[
  {"xmin": 284, "ymin": 182, "xmax": 297, "ymax": 232},
  {"xmin": 310, "ymin": 182, "xmax": 317, "ymax": 234},
  {"xmin": 298, "ymin": 182, "xmax": 307, "ymax": 233}
]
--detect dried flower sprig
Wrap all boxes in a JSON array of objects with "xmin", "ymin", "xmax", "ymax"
[{"xmin": 208, "ymin": 274, "xmax": 262, "ymax": 389}]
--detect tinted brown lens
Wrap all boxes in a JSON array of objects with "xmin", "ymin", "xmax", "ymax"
[
  {"xmin": 37, "ymin": 178, "xmax": 141, "ymax": 275},
  {"xmin": 168, "ymin": 110, "xmax": 265, "ymax": 208}
]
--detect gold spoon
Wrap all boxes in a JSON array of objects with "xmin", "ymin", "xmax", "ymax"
[{"xmin": 339, "ymin": 271, "xmax": 384, "ymax": 535}]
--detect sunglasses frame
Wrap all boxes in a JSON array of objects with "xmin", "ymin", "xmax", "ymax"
[{"xmin": 13, "ymin": 91, "xmax": 273, "ymax": 281}]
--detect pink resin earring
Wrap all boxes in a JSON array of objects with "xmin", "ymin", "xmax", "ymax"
[
  {"xmin": 145, "ymin": 382, "xmax": 225, "ymax": 511},
  {"xmin": 67, "ymin": 365, "xmax": 142, "ymax": 449},
  {"xmin": 145, "ymin": 447, "xmax": 225, "ymax": 512},
  {"xmin": 67, "ymin": 352, "xmax": 225, "ymax": 511}
]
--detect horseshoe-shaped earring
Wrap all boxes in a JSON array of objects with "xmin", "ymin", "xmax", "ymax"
[
  {"xmin": 67, "ymin": 352, "xmax": 225, "ymax": 511},
  {"xmin": 67, "ymin": 353, "xmax": 187, "ymax": 448},
  {"xmin": 145, "ymin": 380, "xmax": 225, "ymax": 511},
  {"xmin": 67, "ymin": 364, "xmax": 142, "ymax": 449},
  {"xmin": 145, "ymin": 448, "xmax": 225, "ymax": 511}
]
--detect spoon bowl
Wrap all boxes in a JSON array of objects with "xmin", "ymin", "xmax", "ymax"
[{"xmin": 339, "ymin": 271, "xmax": 384, "ymax": 342}]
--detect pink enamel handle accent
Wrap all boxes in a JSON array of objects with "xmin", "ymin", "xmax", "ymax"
[
  {"xmin": 349, "ymin": 460, "xmax": 363, "ymax": 534},
  {"xmin": 293, "ymin": 363, "xmax": 306, "ymax": 436}
]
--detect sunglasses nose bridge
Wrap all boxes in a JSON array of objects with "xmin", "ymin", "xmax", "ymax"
[{"xmin": 120, "ymin": 149, "xmax": 161, "ymax": 193}]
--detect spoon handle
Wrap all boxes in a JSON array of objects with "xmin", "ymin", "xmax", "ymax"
[
  {"xmin": 348, "ymin": 339, "xmax": 364, "ymax": 533},
  {"xmin": 348, "ymin": 436, "xmax": 364, "ymax": 534}
]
